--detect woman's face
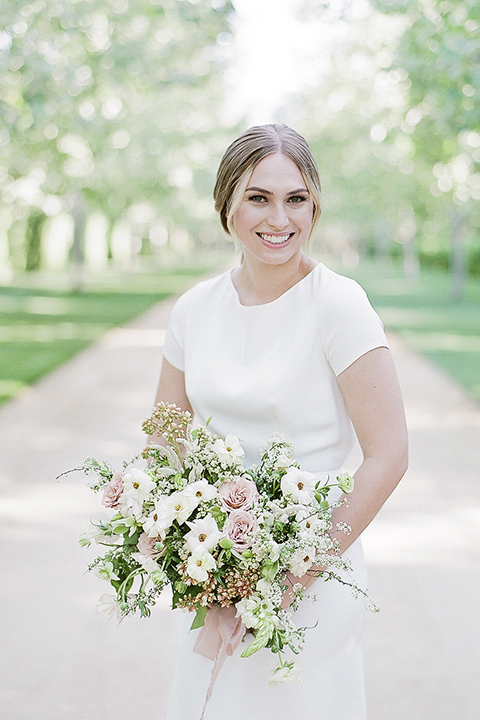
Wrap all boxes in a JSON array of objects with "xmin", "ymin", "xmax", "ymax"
[{"xmin": 231, "ymin": 152, "xmax": 314, "ymax": 267}]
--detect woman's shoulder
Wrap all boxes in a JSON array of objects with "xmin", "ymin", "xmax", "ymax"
[
  {"xmin": 314, "ymin": 263, "xmax": 370, "ymax": 305},
  {"xmin": 169, "ymin": 269, "xmax": 232, "ymax": 314}
]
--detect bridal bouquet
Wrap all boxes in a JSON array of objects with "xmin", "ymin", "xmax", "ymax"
[{"xmin": 74, "ymin": 401, "xmax": 372, "ymax": 684}]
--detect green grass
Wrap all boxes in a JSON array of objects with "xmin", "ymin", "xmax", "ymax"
[
  {"xmin": 0, "ymin": 266, "xmax": 215, "ymax": 406},
  {"xmin": 334, "ymin": 259, "xmax": 480, "ymax": 404}
]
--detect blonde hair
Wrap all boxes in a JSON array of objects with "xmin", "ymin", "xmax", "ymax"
[{"xmin": 213, "ymin": 124, "xmax": 322, "ymax": 239}]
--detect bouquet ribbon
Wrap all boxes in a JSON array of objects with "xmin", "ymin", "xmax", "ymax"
[{"xmin": 194, "ymin": 604, "xmax": 245, "ymax": 719}]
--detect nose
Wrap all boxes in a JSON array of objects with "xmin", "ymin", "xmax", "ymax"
[{"xmin": 267, "ymin": 202, "xmax": 289, "ymax": 230}]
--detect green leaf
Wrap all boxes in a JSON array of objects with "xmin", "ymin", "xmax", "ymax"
[{"xmin": 190, "ymin": 605, "xmax": 208, "ymax": 630}]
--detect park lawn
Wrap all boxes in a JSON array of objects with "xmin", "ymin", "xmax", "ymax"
[
  {"xmin": 0, "ymin": 266, "xmax": 212, "ymax": 406},
  {"xmin": 342, "ymin": 260, "xmax": 480, "ymax": 404}
]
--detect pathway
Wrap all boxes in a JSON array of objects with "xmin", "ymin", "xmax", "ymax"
[{"xmin": 1, "ymin": 293, "xmax": 479, "ymax": 719}]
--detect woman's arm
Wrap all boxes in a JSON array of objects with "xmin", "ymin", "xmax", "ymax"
[
  {"xmin": 153, "ymin": 357, "xmax": 193, "ymax": 415},
  {"xmin": 148, "ymin": 358, "xmax": 193, "ymax": 447},
  {"xmin": 282, "ymin": 346, "xmax": 407, "ymax": 604},
  {"xmin": 331, "ymin": 346, "xmax": 408, "ymax": 554}
]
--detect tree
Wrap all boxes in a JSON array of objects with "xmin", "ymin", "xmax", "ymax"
[{"xmin": 0, "ymin": 0, "xmax": 235, "ymax": 272}]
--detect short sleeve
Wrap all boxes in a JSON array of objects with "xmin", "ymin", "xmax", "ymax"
[
  {"xmin": 162, "ymin": 291, "xmax": 192, "ymax": 371},
  {"xmin": 320, "ymin": 274, "xmax": 388, "ymax": 376}
]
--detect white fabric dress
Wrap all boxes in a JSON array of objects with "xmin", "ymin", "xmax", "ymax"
[{"xmin": 162, "ymin": 263, "xmax": 388, "ymax": 720}]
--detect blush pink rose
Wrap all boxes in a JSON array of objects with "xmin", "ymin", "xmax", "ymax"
[
  {"xmin": 102, "ymin": 472, "xmax": 124, "ymax": 508},
  {"xmin": 219, "ymin": 478, "xmax": 259, "ymax": 512},
  {"xmin": 223, "ymin": 509, "xmax": 258, "ymax": 552},
  {"xmin": 137, "ymin": 532, "xmax": 163, "ymax": 557}
]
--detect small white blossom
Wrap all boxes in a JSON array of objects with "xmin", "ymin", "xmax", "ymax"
[
  {"xmin": 184, "ymin": 515, "xmax": 224, "ymax": 552},
  {"xmin": 123, "ymin": 468, "xmax": 156, "ymax": 503},
  {"xmin": 269, "ymin": 661, "xmax": 303, "ymax": 687},
  {"xmin": 236, "ymin": 593, "xmax": 276, "ymax": 629},
  {"xmin": 281, "ymin": 467, "xmax": 316, "ymax": 504},
  {"xmin": 142, "ymin": 499, "xmax": 175, "ymax": 538},
  {"xmin": 212, "ymin": 434, "xmax": 245, "ymax": 466},
  {"xmin": 185, "ymin": 547, "xmax": 217, "ymax": 582},
  {"xmin": 184, "ymin": 479, "xmax": 218, "ymax": 506},
  {"xmin": 289, "ymin": 547, "xmax": 315, "ymax": 578},
  {"xmin": 167, "ymin": 491, "xmax": 196, "ymax": 525},
  {"xmin": 96, "ymin": 593, "xmax": 124, "ymax": 621},
  {"xmin": 338, "ymin": 473, "xmax": 354, "ymax": 494},
  {"xmin": 94, "ymin": 560, "xmax": 120, "ymax": 582}
]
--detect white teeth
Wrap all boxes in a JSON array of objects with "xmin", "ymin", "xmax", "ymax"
[{"xmin": 259, "ymin": 233, "xmax": 291, "ymax": 244}]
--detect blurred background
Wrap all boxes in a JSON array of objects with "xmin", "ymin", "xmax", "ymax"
[{"xmin": 0, "ymin": 0, "xmax": 479, "ymax": 406}]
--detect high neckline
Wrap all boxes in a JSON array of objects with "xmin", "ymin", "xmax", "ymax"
[{"xmin": 228, "ymin": 262, "xmax": 321, "ymax": 308}]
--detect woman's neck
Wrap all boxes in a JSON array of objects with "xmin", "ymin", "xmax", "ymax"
[{"xmin": 232, "ymin": 252, "xmax": 317, "ymax": 306}]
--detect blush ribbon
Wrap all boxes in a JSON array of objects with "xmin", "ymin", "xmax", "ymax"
[{"xmin": 194, "ymin": 604, "xmax": 245, "ymax": 720}]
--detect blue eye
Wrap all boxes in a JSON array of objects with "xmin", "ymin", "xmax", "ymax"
[
  {"xmin": 288, "ymin": 195, "xmax": 307, "ymax": 203},
  {"xmin": 247, "ymin": 195, "xmax": 267, "ymax": 203}
]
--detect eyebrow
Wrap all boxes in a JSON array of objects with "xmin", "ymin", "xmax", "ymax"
[{"xmin": 245, "ymin": 186, "xmax": 309, "ymax": 195}]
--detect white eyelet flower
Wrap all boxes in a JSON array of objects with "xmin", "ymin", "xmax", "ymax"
[
  {"xmin": 281, "ymin": 467, "xmax": 316, "ymax": 504},
  {"xmin": 123, "ymin": 468, "xmax": 155, "ymax": 503},
  {"xmin": 184, "ymin": 479, "xmax": 218, "ymax": 506},
  {"xmin": 167, "ymin": 491, "xmax": 196, "ymax": 525},
  {"xmin": 212, "ymin": 434, "xmax": 245, "ymax": 465},
  {"xmin": 184, "ymin": 515, "xmax": 224, "ymax": 552},
  {"xmin": 185, "ymin": 547, "xmax": 217, "ymax": 582},
  {"xmin": 142, "ymin": 499, "xmax": 175, "ymax": 538},
  {"xmin": 289, "ymin": 547, "xmax": 315, "ymax": 578}
]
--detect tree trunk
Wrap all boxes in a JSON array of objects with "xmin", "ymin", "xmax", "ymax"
[
  {"xmin": 450, "ymin": 209, "xmax": 466, "ymax": 302},
  {"xmin": 70, "ymin": 193, "xmax": 86, "ymax": 292},
  {"xmin": 25, "ymin": 210, "xmax": 46, "ymax": 271}
]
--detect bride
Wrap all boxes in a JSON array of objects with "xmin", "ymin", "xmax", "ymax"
[{"xmin": 155, "ymin": 124, "xmax": 408, "ymax": 719}]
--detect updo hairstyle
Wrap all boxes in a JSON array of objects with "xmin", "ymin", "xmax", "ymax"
[{"xmin": 213, "ymin": 124, "xmax": 322, "ymax": 239}]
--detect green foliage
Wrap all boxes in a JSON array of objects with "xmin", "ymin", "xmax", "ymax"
[
  {"xmin": 0, "ymin": 0, "xmax": 237, "ymax": 268},
  {"xmin": 0, "ymin": 265, "xmax": 211, "ymax": 405},
  {"xmin": 291, "ymin": 0, "xmax": 479, "ymax": 284},
  {"xmin": 342, "ymin": 258, "xmax": 480, "ymax": 403}
]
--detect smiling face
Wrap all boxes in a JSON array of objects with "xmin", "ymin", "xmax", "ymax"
[{"xmin": 231, "ymin": 153, "xmax": 314, "ymax": 267}]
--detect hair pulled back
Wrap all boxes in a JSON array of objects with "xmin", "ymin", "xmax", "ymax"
[{"xmin": 213, "ymin": 124, "xmax": 322, "ymax": 237}]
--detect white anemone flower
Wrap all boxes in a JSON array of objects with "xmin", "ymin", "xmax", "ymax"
[
  {"xmin": 167, "ymin": 491, "xmax": 196, "ymax": 525},
  {"xmin": 123, "ymin": 468, "xmax": 155, "ymax": 503},
  {"xmin": 281, "ymin": 467, "xmax": 316, "ymax": 504},
  {"xmin": 269, "ymin": 661, "xmax": 303, "ymax": 687},
  {"xmin": 142, "ymin": 499, "xmax": 175, "ymax": 538},
  {"xmin": 184, "ymin": 479, "xmax": 218, "ymax": 507},
  {"xmin": 184, "ymin": 515, "xmax": 224, "ymax": 552},
  {"xmin": 96, "ymin": 593, "xmax": 124, "ymax": 621},
  {"xmin": 212, "ymin": 434, "xmax": 245, "ymax": 466},
  {"xmin": 185, "ymin": 547, "xmax": 217, "ymax": 582},
  {"xmin": 289, "ymin": 547, "xmax": 315, "ymax": 578}
]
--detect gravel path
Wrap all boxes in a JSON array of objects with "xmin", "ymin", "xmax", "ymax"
[{"xmin": 1, "ymin": 294, "xmax": 479, "ymax": 720}]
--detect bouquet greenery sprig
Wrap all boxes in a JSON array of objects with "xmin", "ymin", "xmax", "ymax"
[{"xmin": 73, "ymin": 401, "xmax": 375, "ymax": 685}]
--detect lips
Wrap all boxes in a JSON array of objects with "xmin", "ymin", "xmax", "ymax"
[{"xmin": 257, "ymin": 232, "xmax": 294, "ymax": 246}]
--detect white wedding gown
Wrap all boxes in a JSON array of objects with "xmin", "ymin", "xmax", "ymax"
[{"xmin": 162, "ymin": 263, "xmax": 388, "ymax": 720}]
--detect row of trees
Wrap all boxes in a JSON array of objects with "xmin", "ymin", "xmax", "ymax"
[
  {"xmin": 1, "ymin": 0, "xmax": 478, "ymax": 296},
  {"xmin": 288, "ymin": 0, "xmax": 480, "ymax": 295},
  {"xmin": 0, "ymin": 0, "xmax": 237, "ymax": 278}
]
